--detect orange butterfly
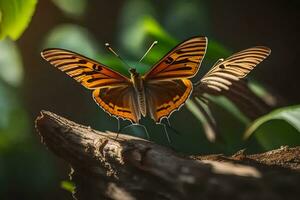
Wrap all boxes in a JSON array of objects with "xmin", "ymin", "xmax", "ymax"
[{"xmin": 41, "ymin": 36, "xmax": 207, "ymax": 124}]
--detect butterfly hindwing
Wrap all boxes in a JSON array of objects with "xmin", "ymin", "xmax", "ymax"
[
  {"xmin": 145, "ymin": 79, "xmax": 193, "ymax": 122},
  {"xmin": 143, "ymin": 36, "xmax": 207, "ymax": 81},
  {"xmin": 93, "ymin": 86, "xmax": 141, "ymax": 123},
  {"xmin": 198, "ymin": 46, "xmax": 271, "ymax": 92},
  {"xmin": 41, "ymin": 48, "xmax": 130, "ymax": 89}
]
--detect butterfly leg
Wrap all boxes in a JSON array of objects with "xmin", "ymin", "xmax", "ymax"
[
  {"xmin": 117, "ymin": 118, "xmax": 121, "ymax": 132},
  {"xmin": 119, "ymin": 123, "xmax": 150, "ymax": 140},
  {"xmin": 115, "ymin": 118, "xmax": 128, "ymax": 140},
  {"xmin": 160, "ymin": 120, "xmax": 182, "ymax": 151},
  {"xmin": 140, "ymin": 124, "xmax": 150, "ymax": 140},
  {"xmin": 161, "ymin": 118, "xmax": 181, "ymax": 136},
  {"xmin": 162, "ymin": 123, "xmax": 172, "ymax": 145},
  {"xmin": 160, "ymin": 118, "xmax": 182, "ymax": 147},
  {"xmin": 113, "ymin": 118, "xmax": 122, "ymax": 141}
]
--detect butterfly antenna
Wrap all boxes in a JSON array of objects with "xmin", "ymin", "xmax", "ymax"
[
  {"xmin": 105, "ymin": 43, "xmax": 131, "ymax": 69},
  {"xmin": 139, "ymin": 41, "xmax": 158, "ymax": 62}
]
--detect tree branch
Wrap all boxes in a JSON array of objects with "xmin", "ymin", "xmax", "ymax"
[{"xmin": 35, "ymin": 111, "xmax": 300, "ymax": 200}]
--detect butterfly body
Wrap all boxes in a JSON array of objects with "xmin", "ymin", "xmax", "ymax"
[{"xmin": 129, "ymin": 68, "xmax": 147, "ymax": 117}]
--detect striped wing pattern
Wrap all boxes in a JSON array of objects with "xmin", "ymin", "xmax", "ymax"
[
  {"xmin": 145, "ymin": 79, "xmax": 193, "ymax": 122},
  {"xmin": 143, "ymin": 36, "xmax": 207, "ymax": 81},
  {"xmin": 198, "ymin": 46, "xmax": 271, "ymax": 92},
  {"xmin": 92, "ymin": 85, "xmax": 141, "ymax": 123},
  {"xmin": 41, "ymin": 48, "xmax": 141, "ymax": 122},
  {"xmin": 41, "ymin": 48, "xmax": 130, "ymax": 89}
]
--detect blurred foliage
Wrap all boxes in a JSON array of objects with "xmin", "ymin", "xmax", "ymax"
[
  {"xmin": 43, "ymin": 24, "xmax": 101, "ymax": 60},
  {"xmin": 61, "ymin": 180, "xmax": 75, "ymax": 193},
  {"xmin": 52, "ymin": 0, "xmax": 87, "ymax": 18},
  {"xmin": 249, "ymin": 80, "xmax": 278, "ymax": 106},
  {"xmin": 0, "ymin": 84, "xmax": 28, "ymax": 151},
  {"xmin": 0, "ymin": 39, "xmax": 23, "ymax": 86},
  {"xmin": 0, "ymin": 1, "xmax": 63, "ymax": 199},
  {"xmin": 163, "ymin": 1, "xmax": 210, "ymax": 38},
  {"xmin": 0, "ymin": 0, "xmax": 37, "ymax": 40},
  {"xmin": 0, "ymin": 47, "xmax": 59, "ymax": 199}
]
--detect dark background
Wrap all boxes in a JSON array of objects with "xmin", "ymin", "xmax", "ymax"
[{"xmin": 1, "ymin": 0, "xmax": 299, "ymax": 199}]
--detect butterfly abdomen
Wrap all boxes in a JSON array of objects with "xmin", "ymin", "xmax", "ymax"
[
  {"xmin": 137, "ymin": 88, "xmax": 146, "ymax": 117},
  {"xmin": 130, "ymin": 70, "xmax": 147, "ymax": 117}
]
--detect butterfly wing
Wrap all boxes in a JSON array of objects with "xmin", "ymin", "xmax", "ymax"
[
  {"xmin": 93, "ymin": 86, "xmax": 141, "ymax": 123},
  {"xmin": 145, "ymin": 79, "xmax": 192, "ymax": 122},
  {"xmin": 196, "ymin": 46, "xmax": 271, "ymax": 92},
  {"xmin": 142, "ymin": 36, "xmax": 207, "ymax": 122},
  {"xmin": 41, "ymin": 48, "xmax": 140, "ymax": 123},
  {"xmin": 143, "ymin": 36, "xmax": 207, "ymax": 81},
  {"xmin": 41, "ymin": 48, "xmax": 130, "ymax": 89}
]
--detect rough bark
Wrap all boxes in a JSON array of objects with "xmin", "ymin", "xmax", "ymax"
[{"xmin": 35, "ymin": 111, "xmax": 300, "ymax": 200}]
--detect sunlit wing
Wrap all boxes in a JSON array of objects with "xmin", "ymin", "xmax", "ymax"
[
  {"xmin": 41, "ymin": 48, "xmax": 130, "ymax": 89},
  {"xmin": 93, "ymin": 86, "xmax": 141, "ymax": 123},
  {"xmin": 197, "ymin": 46, "xmax": 271, "ymax": 92},
  {"xmin": 145, "ymin": 79, "xmax": 193, "ymax": 122},
  {"xmin": 41, "ymin": 48, "xmax": 139, "ymax": 122},
  {"xmin": 143, "ymin": 36, "xmax": 207, "ymax": 81}
]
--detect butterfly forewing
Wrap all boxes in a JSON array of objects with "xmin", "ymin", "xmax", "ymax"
[
  {"xmin": 198, "ymin": 46, "xmax": 271, "ymax": 92},
  {"xmin": 41, "ymin": 48, "xmax": 130, "ymax": 89},
  {"xmin": 143, "ymin": 36, "xmax": 207, "ymax": 81}
]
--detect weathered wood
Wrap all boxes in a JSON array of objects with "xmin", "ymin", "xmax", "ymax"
[{"xmin": 35, "ymin": 111, "xmax": 300, "ymax": 200}]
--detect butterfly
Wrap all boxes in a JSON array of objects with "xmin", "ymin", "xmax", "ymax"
[
  {"xmin": 41, "ymin": 36, "xmax": 208, "ymax": 124},
  {"xmin": 194, "ymin": 46, "xmax": 271, "ymax": 94},
  {"xmin": 190, "ymin": 46, "xmax": 271, "ymax": 142}
]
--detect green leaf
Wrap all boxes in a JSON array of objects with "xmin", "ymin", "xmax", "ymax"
[
  {"xmin": 244, "ymin": 105, "xmax": 300, "ymax": 150},
  {"xmin": 61, "ymin": 180, "xmax": 75, "ymax": 193},
  {"xmin": 0, "ymin": 0, "xmax": 37, "ymax": 40}
]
